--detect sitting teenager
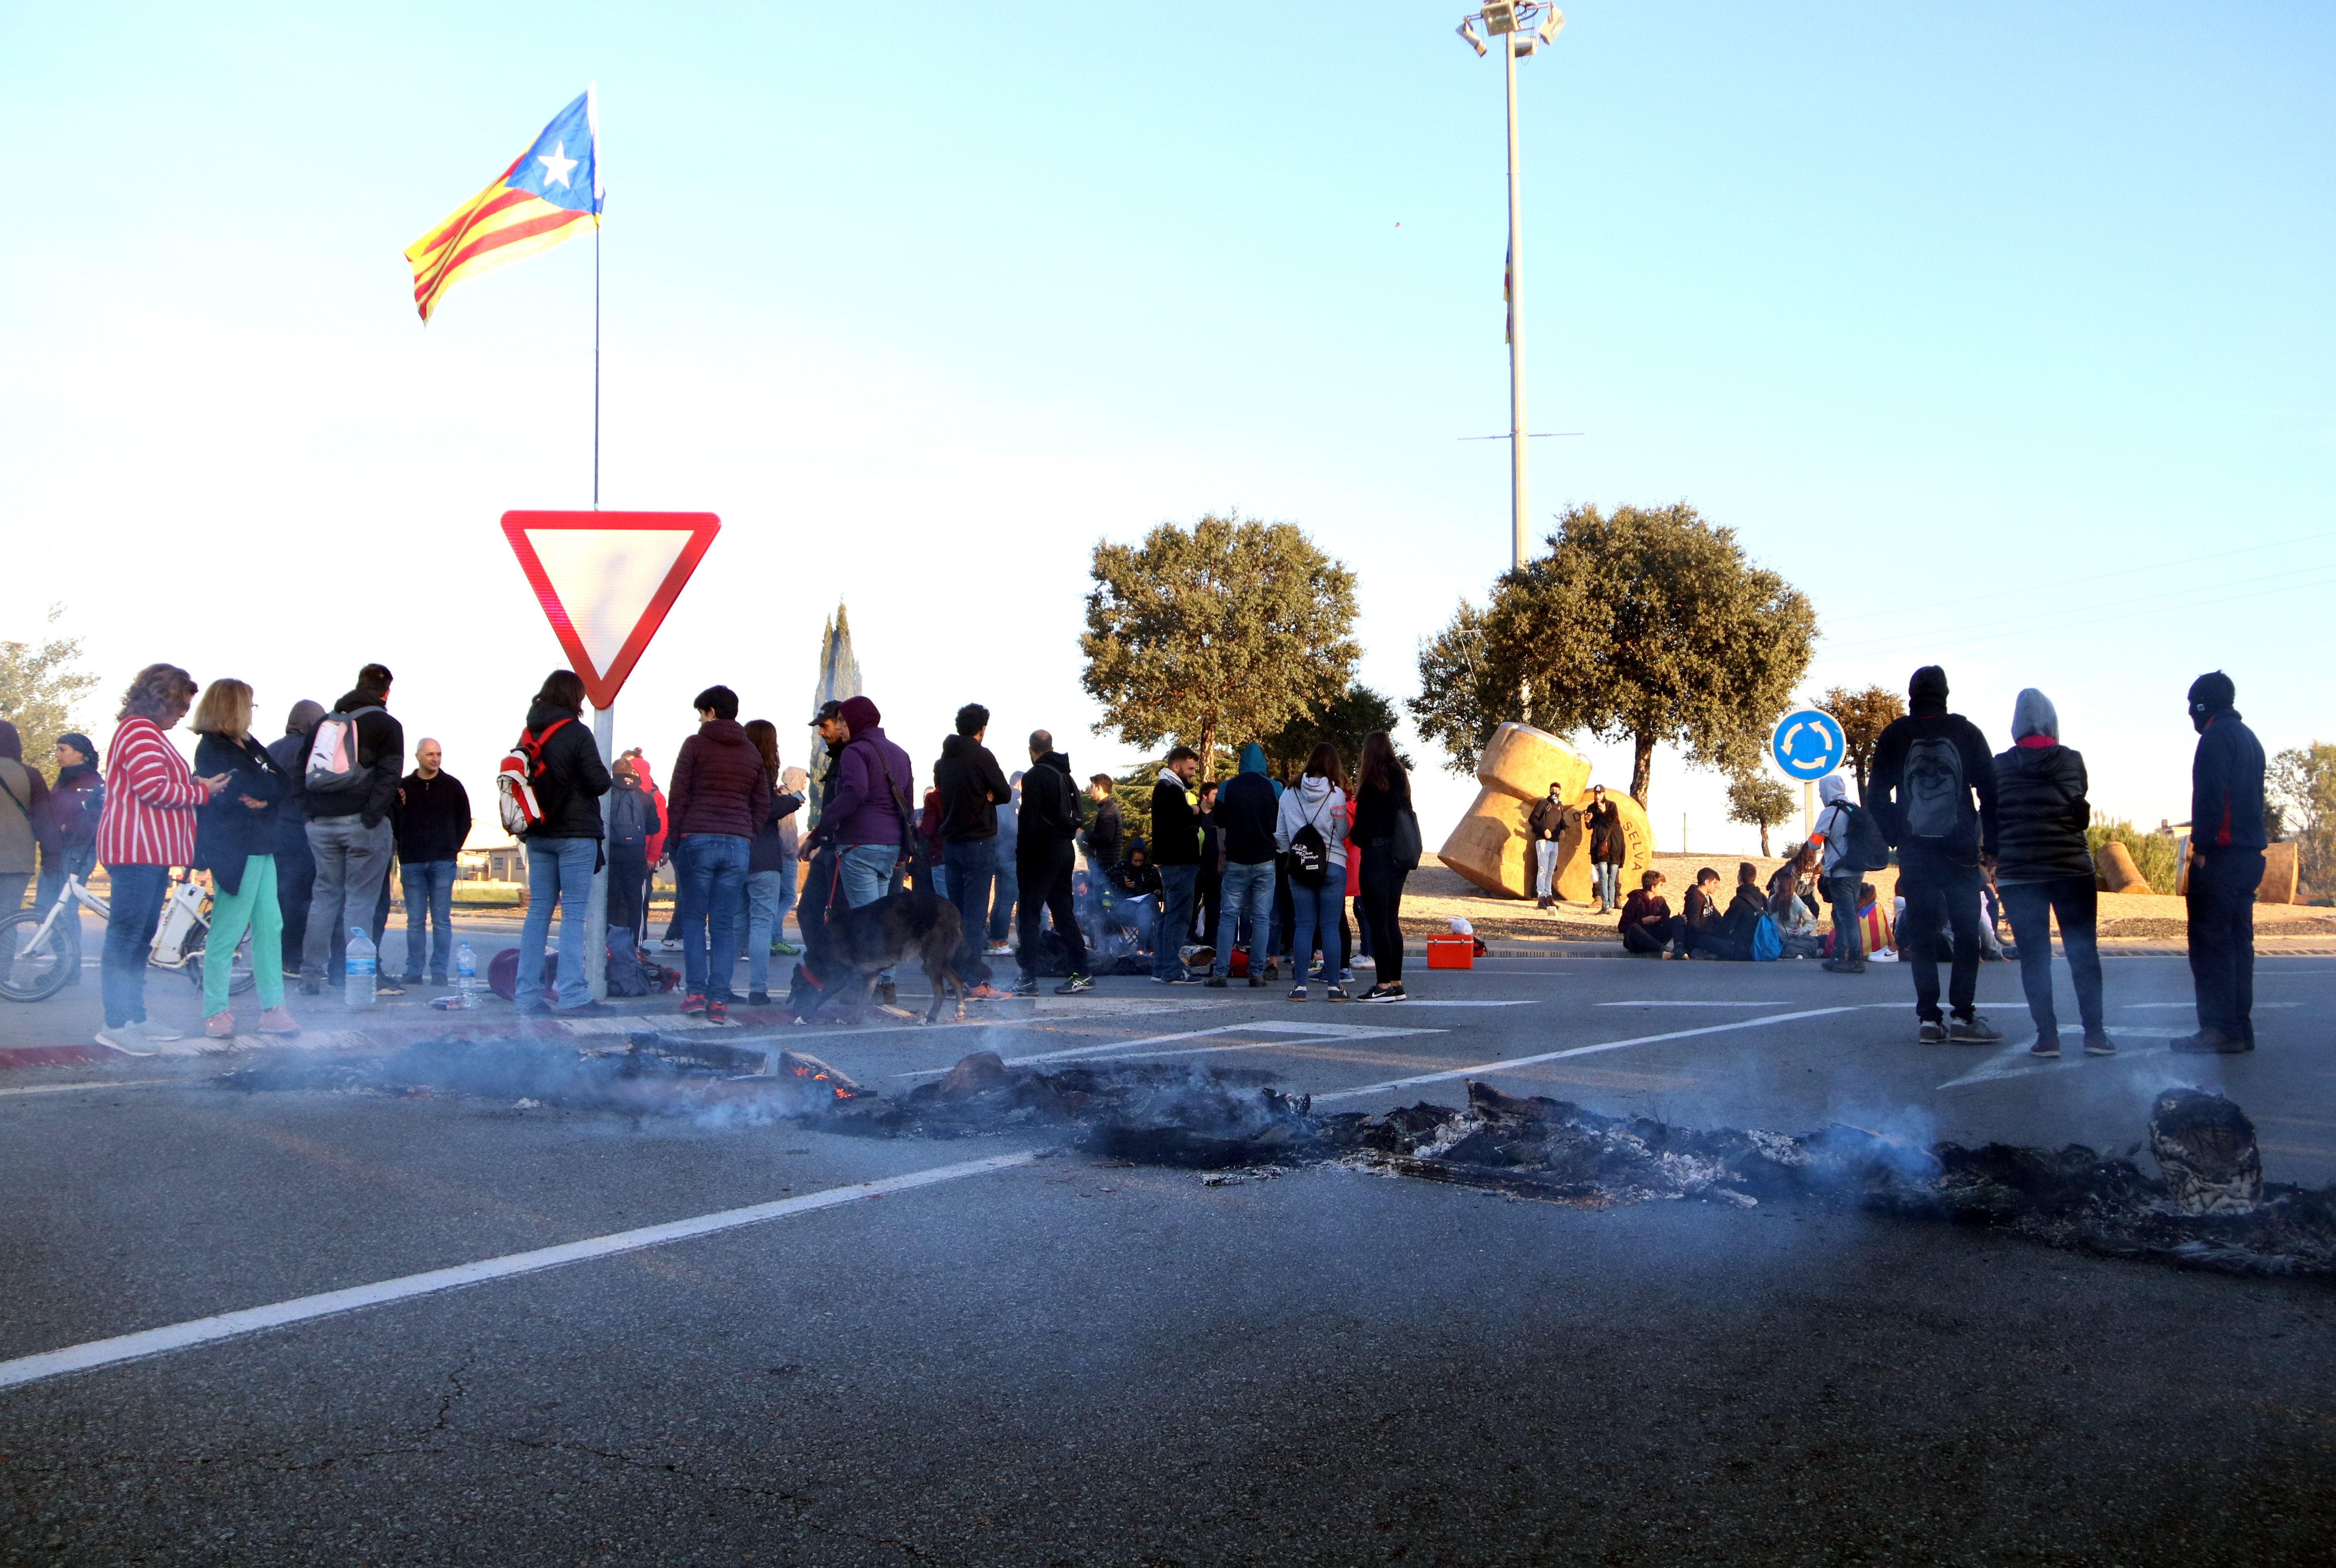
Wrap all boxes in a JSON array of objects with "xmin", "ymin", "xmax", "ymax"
[
  {"xmin": 1618, "ymin": 870, "xmax": 1686, "ymax": 958},
  {"xmin": 1768, "ymin": 845, "xmax": 1825, "ymax": 957},
  {"xmin": 1681, "ymin": 866, "xmax": 1730, "ymax": 958},
  {"xmin": 1105, "ymin": 838, "xmax": 1161, "ymax": 948},
  {"xmin": 1709, "ymin": 862, "xmax": 1766, "ymax": 960}
]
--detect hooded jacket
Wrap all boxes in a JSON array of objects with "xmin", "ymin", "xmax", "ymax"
[
  {"xmin": 1991, "ymin": 689, "xmax": 2093, "ymax": 885},
  {"xmin": 825, "ymin": 717, "xmax": 916, "ymax": 848},
  {"xmin": 265, "ymin": 702, "xmax": 323, "ymax": 857},
  {"xmin": 1274, "ymin": 774, "xmax": 1349, "ymax": 868},
  {"xmin": 1150, "ymin": 768, "xmax": 1202, "ymax": 866},
  {"xmin": 934, "ymin": 733, "xmax": 1011, "ymax": 842},
  {"xmin": 1083, "ymin": 794, "xmax": 1123, "ymax": 869},
  {"xmin": 607, "ymin": 775, "xmax": 663, "ymax": 858},
  {"xmin": 669, "ymin": 718, "xmax": 770, "ymax": 841},
  {"xmin": 0, "ymin": 722, "xmax": 57, "ymax": 876},
  {"xmin": 2190, "ymin": 711, "xmax": 2267, "ymax": 854},
  {"xmin": 1216, "ymin": 743, "xmax": 1280, "ymax": 866},
  {"xmin": 1869, "ymin": 667, "xmax": 1997, "ymax": 867},
  {"xmin": 191, "ymin": 731, "xmax": 287, "ymax": 895},
  {"xmin": 48, "ymin": 733, "xmax": 104, "ymax": 851},
  {"xmin": 518, "ymin": 701, "xmax": 611, "ymax": 840},
  {"xmin": 299, "ymin": 688, "xmax": 404, "ymax": 827},
  {"xmin": 1018, "ymin": 751, "xmax": 1084, "ymax": 851},
  {"xmin": 1808, "ymin": 774, "xmax": 1858, "ymax": 876}
]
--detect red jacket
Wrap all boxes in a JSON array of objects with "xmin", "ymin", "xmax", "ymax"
[
  {"xmin": 666, "ymin": 721, "xmax": 772, "ymax": 842},
  {"xmin": 97, "ymin": 717, "xmax": 208, "ymax": 867}
]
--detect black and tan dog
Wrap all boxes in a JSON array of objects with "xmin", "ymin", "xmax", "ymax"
[{"xmin": 789, "ymin": 886, "xmax": 968, "ymax": 1025}]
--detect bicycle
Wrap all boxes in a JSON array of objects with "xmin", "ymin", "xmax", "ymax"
[{"xmin": 0, "ymin": 870, "xmax": 253, "ymax": 1003}]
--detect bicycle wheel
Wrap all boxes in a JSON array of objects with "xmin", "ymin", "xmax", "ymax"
[
  {"xmin": 184, "ymin": 930, "xmax": 258, "ymax": 998},
  {"xmin": 0, "ymin": 908, "xmax": 79, "ymax": 1002}
]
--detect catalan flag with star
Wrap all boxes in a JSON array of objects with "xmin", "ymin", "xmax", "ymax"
[{"xmin": 405, "ymin": 90, "xmax": 602, "ymax": 322}]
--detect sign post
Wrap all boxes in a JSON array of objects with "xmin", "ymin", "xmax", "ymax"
[
  {"xmin": 502, "ymin": 511, "xmax": 721, "ymax": 1000},
  {"xmin": 1769, "ymin": 708, "xmax": 1847, "ymax": 841}
]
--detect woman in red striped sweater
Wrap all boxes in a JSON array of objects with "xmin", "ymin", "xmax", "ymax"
[{"xmin": 93, "ymin": 664, "xmax": 227, "ymax": 1055}]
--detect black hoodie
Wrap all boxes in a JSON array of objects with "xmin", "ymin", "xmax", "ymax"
[
  {"xmin": 518, "ymin": 701, "xmax": 612, "ymax": 840},
  {"xmin": 1018, "ymin": 751, "xmax": 1084, "ymax": 849},
  {"xmin": 1869, "ymin": 678, "xmax": 1997, "ymax": 868},
  {"xmin": 934, "ymin": 733, "xmax": 1011, "ymax": 842}
]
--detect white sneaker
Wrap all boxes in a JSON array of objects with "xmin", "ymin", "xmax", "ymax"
[
  {"xmin": 133, "ymin": 1019, "xmax": 186, "ymax": 1044},
  {"xmin": 985, "ymin": 942, "xmax": 1013, "ymax": 957},
  {"xmin": 93, "ymin": 1027, "xmax": 156, "ymax": 1057}
]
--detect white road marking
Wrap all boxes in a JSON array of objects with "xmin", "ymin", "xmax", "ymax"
[
  {"xmin": 1051, "ymin": 1027, "xmax": 1450, "ymax": 1065},
  {"xmin": 1373, "ymin": 999, "xmax": 1534, "ymax": 1008},
  {"xmin": 1312, "ymin": 1007, "xmax": 1859, "ymax": 1101},
  {"xmin": 0, "ymin": 1079, "xmax": 171, "ymax": 1099},
  {"xmin": 895, "ymin": 1019, "xmax": 1442, "ymax": 1076},
  {"xmin": 1595, "ymin": 1001, "xmax": 1778, "ymax": 1008},
  {"xmin": 2121, "ymin": 1002, "xmax": 2299, "ymax": 1010},
  {"xmin": 0, "ymin": 1151, "xmax": 1033, "ymax": 1394},
  {"xmin": 1935, "ymin": 1029, "xmax": 2172, "ymax": 1090}
]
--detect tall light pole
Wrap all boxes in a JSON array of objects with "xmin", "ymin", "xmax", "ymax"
[{"xmin": 1457, "ymin": 1, "xmax": 1564, "ymax": 571}]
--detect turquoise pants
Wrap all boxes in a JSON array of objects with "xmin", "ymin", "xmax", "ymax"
[{"xmin": 204, "ymin": 854, "xmax": 285, "ymax": 1015}]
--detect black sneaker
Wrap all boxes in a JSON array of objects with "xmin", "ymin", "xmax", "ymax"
[
  {"xmin": 1917, "ymin": 1019, "xmax": 1948, "ymax": 1044},
  {"xmin": 1247, "ymin": 974, "xmax": 1266, "ymax": 988},
  {"xmin": 1054, "ymin": 973, "xmax": 1095, "ymax": 995},
  {"xmin": 747, "ymin": 991, "xmax": 771, "ymax": 1006},
  {"xmin": 1821, "ymin": 958, "xmax": 1867, "ymax": 974},
  {"xmin": 2082, "ymin": 1031, "xmax": 2117, "ymax": 1056},
  {"xmin": 2169, "ymin": 1029, "xmax": 2250, "ymax": 1054},
  {"xmin": 1362, "ymin": 982, "xmax": 1406, "ymax": 1003},
  {"xmin": 1949, "ymin": 1014, "xmax": 2003, "ymax": 1044},
  {"xmin": 2030, "ymin": 1036, "xmax": 2061, "ymax": 1058},
  {"xmin": 1011, "ymin": 974, "xmax": 1041, "ymax": 998},
  {"xmin": 1204, "ymin": 976, "xmax": 1228, "ymax": 989}
]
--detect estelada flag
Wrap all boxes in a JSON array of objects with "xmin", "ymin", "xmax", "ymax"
[{"xmin": 405, "ymin": 90, "xmax": 602, "ymax": 322}]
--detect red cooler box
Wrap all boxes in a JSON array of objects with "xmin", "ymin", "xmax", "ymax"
[{"xmin": 1425, "ymin": 934, "xmax": 1475, "ymax": 970}]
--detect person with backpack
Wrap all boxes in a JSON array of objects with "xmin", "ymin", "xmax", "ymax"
[
  {"xmin": 262, "ymin": 704, "xmax": 323, "ymax": 977},
  {"xmin": 738, "ymin": 720, "xmax": 805, "ymax": 1006},
  {"xmin": 1869, "ymin": 664, "xmax": 2003, "ymax": 1044},
  {"xmin": 667, "ymin": 684, "xmax": 770, "ymax": 1022},
  {"xmin": 509, "ymin": 670, "xmax": 612, "ymax": 1015},
  {"xmin": 1206, "ymin": 743, "xmax": 1280, "ymax": 988},
  {"xmin": 1990, "ymin": 689, "xmax": 2108, "ymax": 1057},
  {"xmin": 188, "ymin": 680, "xmax": 300, "ymax": 1039},
  {"xmin": 1584, "ymin": 785, "xmax": 1626, "ymax": 914},
  {"xmin": 392, "ymin": 738, "xmax": 471, "ymax": 989},
  {"xmin": 2175, "ymin": 671, "xmax": 2267, "ymax": 1054},
  {"xmin": 1275, "ymin": 742, "xmax": 1350, "ymax": 1000},
  {"xmin": 605, "ymin": 757, "xmax": 662, "ymax": 960},
  {"xmin": 296, "ymin": 664, "xmax": 403, "ymax": 996},
  {"xmin": 1527, "ymin": 783, "xmax": 1568, "ymax": 911},
  {"xmin": 1012, "ymin": 730, "xmax": 1091, "ymax": 997},
  {"xmin": 1807, "ymin": 773, "xmax": 1882, "ymax": 973},
  {"xmin": 1352, "ymin": 731, "xmax": 1416, "ymax": 1003},
  {"xmin": 0, "ymin": 721, "xmax": 58, "ymax": 920},
  {"xmin": 934, "ymin": 702, "xmax": 1013, "ymax": 998},
  {"xmin": 1149, "ymin": 746, "xmax": 1204, "ymax": 982}
]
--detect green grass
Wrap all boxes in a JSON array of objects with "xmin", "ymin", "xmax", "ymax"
[{"xmin": 2085, "ymin": 818, "xmax": 2178, "ymax": 895}]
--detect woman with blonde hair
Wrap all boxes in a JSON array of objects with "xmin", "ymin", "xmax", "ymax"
[
  {"xmin": 189, "ymin": 678, "xmax": 300, "ymax": 1038},
  {"xmin": 93, "ymin": 663, "xmax": 228, "ymax": 1053}
]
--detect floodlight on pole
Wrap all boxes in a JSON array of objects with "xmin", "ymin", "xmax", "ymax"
[{"xmin": 1454, "ymin": 0, "xmax": 1564, "ymax": 572}]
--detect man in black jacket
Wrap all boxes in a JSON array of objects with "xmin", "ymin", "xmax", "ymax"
[
  {"xmin": 934, "ymin": 703, "xmax": 1013, "ymax": 996},
  {"xmin": 2176, "ymin": 671, "xmax": 2267, "ymax": 1053},
  {"xmin": 393, "ymin": 738, "xmax": 472, "ymax": 987},
  {"xmin": 1147, "ymin": 746, "xmax": 1203, "ymax": 982},
  {"xmin": 1205, "ymin": 742, "xmax": 1279, "ymax": 987},
  {"xmin": 1869, "ymin": 664, "xmax": 2002, "ymax": 1044},
  {"xmin": 1013, "ymin": 730, "xmax": 1090, "ymax": 996},
  {"xmin": 297, "ymin": 664, "xmax": 404, "ymax": 994}
]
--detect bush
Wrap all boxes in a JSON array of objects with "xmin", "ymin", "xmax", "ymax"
[{"xmin": 2086, "ymin": 818, "xmax": 2178, "ymax": 895}]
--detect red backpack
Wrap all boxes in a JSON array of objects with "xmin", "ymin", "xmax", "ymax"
[{"xmin": 496, "ymin": 718, "xmax": 573, "ymax": 835}]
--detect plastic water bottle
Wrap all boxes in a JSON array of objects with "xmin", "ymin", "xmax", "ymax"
[
  {"xmin": 345, "ymin": 927, "xmax": 377, "ymax": 1009},
  {"xmin": 454, "ymin": 942, "xmax": 477, "ymax": 1009}
]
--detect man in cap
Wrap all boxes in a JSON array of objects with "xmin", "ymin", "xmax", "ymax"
[
  {"xmin": 2174, "ymin": 671, "xmax": 2266, "ymax": 1053},
  {"xmin": 812, "ymin": 695, "xmax": 917, "ymax": 1007}
]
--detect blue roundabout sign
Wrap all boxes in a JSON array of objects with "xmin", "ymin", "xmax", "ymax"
[{"xmin": 1770, "ymin": 708, "xmax": 1846, "ymax": 782}]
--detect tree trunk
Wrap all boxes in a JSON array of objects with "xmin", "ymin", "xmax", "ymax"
[
  {"xmin": 1198, "ymin": 719, "xmax": 1217, "ymax": 782},
  {"xmin": 1630, "ymin": 733, "xmax": 1656, "ymax": 810},
  {"xmin": 1759, "ymin": 821, "xmax": 1772, "ymax": 857}
]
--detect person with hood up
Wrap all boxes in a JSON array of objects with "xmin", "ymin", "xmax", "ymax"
[
  {"xmin": 1807, "ymin": 774, "xmax": 1867, "ymax": 972},
  {"xmin": 1869, "ymin": 665, "xmax": 2003, "ymax": 1044},
  {"xmin": 188, "ymin": 679, "xmax": 300, "ymax": 1039},
  {"xmin": 1148, "ymin": 746, "xmax": 1204, "ymax": 982},
  {"xmin": 1102, "ymin": 837, "xmax": 1160, "ymax": 953},
  {"xmin": 1275, "ymin": 742, "xmax": 1351, "ymax": 1000},
  {"xmin": 36, "ymin": 732, "xmax": 102, "ymax": 935},
  {"xmin": 0, "ymin": 721, "xmax": 59, "ymax": 919},
  {"xmin": 513, "ymin": 670, "xmax": 613, "ymax": 1015},
  {"xmin": 1207, "ymin": 742, "xmax": 1280, "ymax": 987},
  {"xmin": 1991, "ymin": 691, "xmax": 2108, "ymax": 1055},
  {"xmin": 2175, "ymin": 671, "xmax": 2267, "ymax": 1054},
  {"xmin": 605, "ymin": 757, "xmax": 662, "ymax": 958},
  {"xmin": 1012, "ymin": 729, "xmax": 1091, "ymax": 996},
  {"xmin": 668, "ymin": 684, "xmax": 769, "ymax": 1022},
  {"xmin": 933, "ymin": 702, "xmax": 1013, "ymax": 997},
  {"xmin": 296, "ymin": 664, "xmax": 403, "ymax": 995},
  {"xmin": 810, "ymin": 694, "xmax": 917, "ymax": 1006},
  {"xmin": 262, "ymin": 702, "xmax": 324, "ymax": 976}
]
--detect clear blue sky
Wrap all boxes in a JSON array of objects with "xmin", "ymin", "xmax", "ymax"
[{"xmin": 3, "ymin": 2, "xmax": 2329, "ymax": 849}]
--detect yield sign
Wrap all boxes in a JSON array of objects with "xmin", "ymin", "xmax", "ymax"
[{"xmin": 500, "ymin": 511, "xmax": 721, "ymax": 708}]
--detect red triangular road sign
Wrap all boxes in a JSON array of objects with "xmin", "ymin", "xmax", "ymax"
[{"xmin": 500, "ymin": 511, "xmax": 721, "ymax": 708}]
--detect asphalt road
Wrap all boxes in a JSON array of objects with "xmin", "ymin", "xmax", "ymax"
[{"xmin": 3, "ymin": 948, "xmax": 2332, "ymax": 1564}]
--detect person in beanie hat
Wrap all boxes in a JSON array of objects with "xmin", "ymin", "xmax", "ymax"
[
  {"xmin": 2173, "ymin": 671, "xmax": 2266, "ymax": 1053},
  {"xmin": 1868, "ymin": 664, "xmax": 2002, "ymax": 1045}
]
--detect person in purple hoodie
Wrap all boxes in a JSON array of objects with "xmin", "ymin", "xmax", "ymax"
[{"xmin": 807, "ymin": 695, "xmax": 916, "ymax": 1005}]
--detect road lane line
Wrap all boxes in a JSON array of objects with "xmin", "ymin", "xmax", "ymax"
[
  {"xmin": 1052, "ymin": 1028, "xmax": 1451, "ymax": 1065},
  {"xmin": 0, "ymin": 1151, "xmax": 1035, "ymax": 1394},
  {"xmin": 0, "ymin": 1079, "xmax": 172, "ymax": 1099},
  {"xmin": 1311, "ymin": 1008, "xmax": 1858, "ymax": 1101}
]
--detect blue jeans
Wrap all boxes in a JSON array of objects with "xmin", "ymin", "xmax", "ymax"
[
  {"xmin": 1595, "ymin": 862, "xmax": 1621, "ymax": 909},
  {"xmin": 1154, "ymin": 864, "xmax": 1199, "ymax": 978},
  {"xmin": 678, "ymin": 833, "xmax": 752, "ymax": 999},
  {"xmin": 37, "ymin": 841, "xmax": 98, "ymax": 914},
  {"xmin": 522, "ymin": 838, "xmax": 599, "ymax": 1009},
  {"xmin": 743, "ymin": 869, "xmax": 788, "ymax": 995},
  {"xmin": 400, "ymin": 858, "xmax": 459, "ymax": 980},
  {"xmin": 840, "ymin": 842, "xmax": 904, "ymax": 983},
  {"xmin": 1214, "ymin": 860, "xmax": 1276, "ymax": 977},
  {"xmin": 943, "ymin": 837, "xmax": 997, "ymax": 983},
  {"xmin": 988, "ymin": 853, "xmax": 1018, "ymax": 942},
  {"xmin": 100, "ymin": 863, "xmax": 171, "ymax": 1028},
  {"xmin": 1289, "ymin": 876, "xmax": 1344, "ymax": 989}
]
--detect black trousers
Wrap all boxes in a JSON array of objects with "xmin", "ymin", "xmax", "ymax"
[
  {"xmin": 275, "ymin": 833, "xmax": 315, "ymax": 973},
  {"xmin": 1195, "ymin": 871, "xmax": 1220, "ymax": 949},
  {"xmin": 607, "ymin": 851, "xmax": 651, "ymax": 941},
  {"xmin": 1900, "ymin": 856, "xmax": 1983, "ymax": 1022},
  {"xmin": 1623, "ymin": 915, "xmax": 1684, "ymax": 955},
  {"xmin": 1356, "ymin": 841, "xmax": 1410, "ymax": 983},
  {"xmin": 1017, "ymin": 840, "xmax": 1087, "ymax": 979},
  {"xmin": 2187, "ymin": 850, "xmax": 2262, "ymax": 1041}
]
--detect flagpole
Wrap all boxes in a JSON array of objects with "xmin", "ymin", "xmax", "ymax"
[
  {"xmin": 585, "ymin": 165, "xmax": 611, "ymax": 1000},
  {"xmin": 593, "ymin": 217, "xmax": 601, "ymax": 511}
]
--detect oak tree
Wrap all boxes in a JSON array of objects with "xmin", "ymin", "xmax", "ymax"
[
  {"xmin": 1726, "ymin": 771, "xmax": 1799, "ymax": 857},
  {"xmin": 0, "ymin": 606, "xmax": 99, "ymax": 774},
  {"xmin": 1816, "ymin": 684, "xmax": 1906, "ymax": 799}
]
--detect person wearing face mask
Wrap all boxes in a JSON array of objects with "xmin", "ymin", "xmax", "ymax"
[{"xmin": 2173, "ymin": 671, "xmax": 2266, "ymax": 1054}]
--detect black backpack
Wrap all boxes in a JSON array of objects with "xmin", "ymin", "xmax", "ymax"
[
  {"xmin": 1902, "ymin": 737, "xmax": 1968, "ymax": 841},
  {"xmin": 1288, "ymin": 790, "xmax": 1335, "ymax": 888},
  {"xmin": 1834, "ymin": 800, "xmax": 1893, "ymax": 874}
]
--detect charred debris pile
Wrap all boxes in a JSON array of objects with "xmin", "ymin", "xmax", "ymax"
[{"xmin": 219, "ymin": 1036, "xmax": 2334, "ymax": 1278}]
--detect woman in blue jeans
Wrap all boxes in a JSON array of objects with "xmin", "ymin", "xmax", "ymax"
[
  {"xmin": 1990, "ymin": 688, "xmax": 2109, "ymax": 1057},
  {"xmin": 736, "ymin": 722, "xmax": 804, "ymax": 1004},
  {"xmin": 514, "ymin": 670, "xmax": 612, "ymax": 1014},
  {"xmin": 1273, "ymin": 743, "xmax": 1350, "ymax": 1002}
]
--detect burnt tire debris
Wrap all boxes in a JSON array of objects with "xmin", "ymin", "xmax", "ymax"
[{"xmin": 217, "ymin": 1037, "xmax": 2336, "ymax": 1280}]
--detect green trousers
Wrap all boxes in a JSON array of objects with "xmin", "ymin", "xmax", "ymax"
[{"xmin": 204, "ymin": 853, "xmax": 285, "ymax": 1015}]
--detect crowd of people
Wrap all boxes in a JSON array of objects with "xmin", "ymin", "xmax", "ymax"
[{"xmin": 0, "ymin": 656, "xmax": 2267, "ymax": 1057}]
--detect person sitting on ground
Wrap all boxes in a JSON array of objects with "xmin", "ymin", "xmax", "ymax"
[
  {"xmin": 1768, "ymin": 844, "xmax": 1824, "ymax": 957},
  {"xmin": 1712, "ymin": 862, "xmax": 1767, "ymax": 961},
  {"xmin": 1105, "ymin": 838, "xmax": 1161, "ymax": 951},
  {"xmin": 1618, "ymin": 869, "xmax": 1686, "ymax": 958},
  {"xmin": 1856, "ymin": 881, "xmax": 1894, "ymax": 959},
  {"xmin": 1681, "ymin": 866, "xmax": 1727, "ymax": 958}
]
